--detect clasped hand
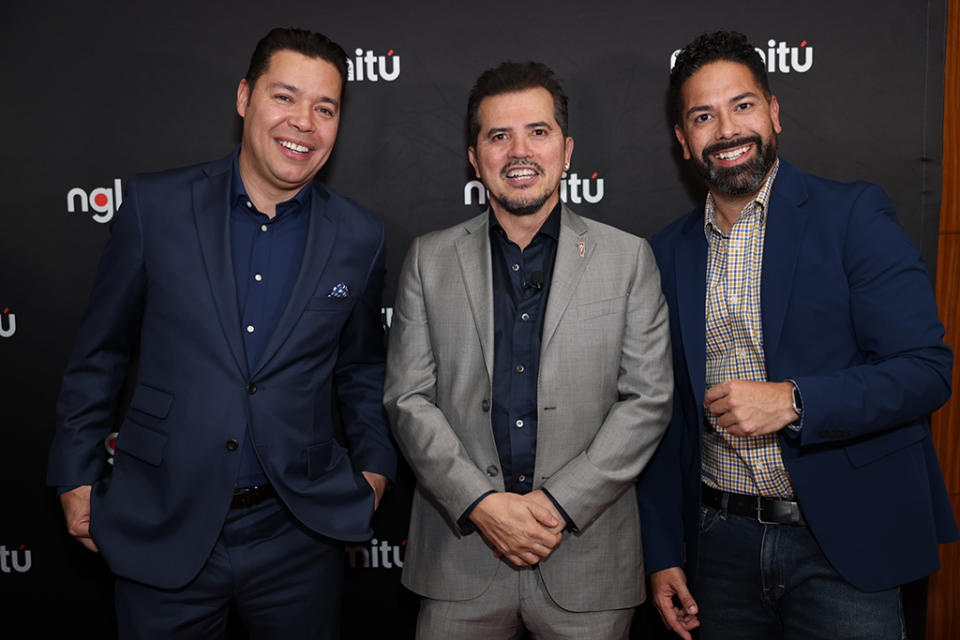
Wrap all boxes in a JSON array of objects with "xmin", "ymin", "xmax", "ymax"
[{"xmin": 468, "ymin": 490, "xmax": 565, "ymax": 567}]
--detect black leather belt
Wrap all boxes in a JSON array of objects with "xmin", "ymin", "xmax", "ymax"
[
  {"xmin": 230, "ymin": 484, "xmax": 276, "ymax": 510},
  {"xmin": 702, "ymin": 484, "xmax": 806, "ymax": 526}
]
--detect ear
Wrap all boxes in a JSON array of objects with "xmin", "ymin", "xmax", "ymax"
[
  {"xmin": 674, "ymin": 124, "xmax": 692, "ymax": 160},
  {"xmin": 563, "ymin": 136, "xmax": 574, "ymax": 167},
  {"xmin": 769, "ymin": 95, "xmax": 783, "ymax": 135},
  {"xmin": 236, "ymin": 79, "xmax": 250, "ymax": 119},
  {"xmin": 467, "ymin": 146, "xmax": 480, "ymax": 178}
]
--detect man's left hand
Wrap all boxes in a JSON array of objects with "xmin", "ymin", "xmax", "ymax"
[
  {"xmin": 704, "ymin": 380, "xmax": 798, "ymax": 437},
  {"xmin": 361, "ymin": 471, "xmax": 388, "ymax": 509}
]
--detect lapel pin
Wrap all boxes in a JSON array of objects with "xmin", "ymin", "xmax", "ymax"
[{"xmin": 577, "ymin": 241, "xmax": 585, "ymax": 257}]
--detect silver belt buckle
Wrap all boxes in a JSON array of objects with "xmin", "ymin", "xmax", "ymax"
[{"xmin": 755, "ymin": 495, "xmax": 779, "ymax": 525}]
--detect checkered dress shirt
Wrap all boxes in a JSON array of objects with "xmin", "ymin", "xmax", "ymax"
[{"xmin": 701, "ymin": 160, "xmax": 794, "ymax": 498}]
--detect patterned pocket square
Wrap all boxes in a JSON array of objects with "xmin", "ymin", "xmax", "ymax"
[{"xmin": 328, "ymin": 282, "xmax": 350, "ymax": 298}]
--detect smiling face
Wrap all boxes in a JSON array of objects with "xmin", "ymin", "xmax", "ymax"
[
  {"xmin": 236, "ymin": 49, "xmax": 342, "ymax": 208},
  {"xmin": 468, "ymin": 87, "xmax": 573, "ymax": 219},
  {"xmin": 674, "ymin": 60, "xmax": 781, "ymax": 197}
]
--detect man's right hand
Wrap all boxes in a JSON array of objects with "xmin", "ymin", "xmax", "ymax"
[
  {"xmin": 650, "ymin": 566, "xmax": 699, "ymax": 640},
  {"xmin": 468, "ymin": 492, "xmax": 562, "ymax": 566},
  {"xmin": 60, "ymin": 485, "xmax": 99, "ymax": 553}
]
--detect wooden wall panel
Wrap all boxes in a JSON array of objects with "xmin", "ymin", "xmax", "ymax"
[{"xmin": 928, "ymin": 0, "xmax": 960, "ymax": 638}]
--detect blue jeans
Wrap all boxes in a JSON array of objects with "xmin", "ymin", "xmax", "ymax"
[{"xmin": 695, "ymin": 504, "xmax": 904, "ymax": 640}]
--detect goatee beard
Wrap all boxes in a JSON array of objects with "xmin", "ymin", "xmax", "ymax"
[
  {"xmin": 490, "ymin": 159, "xmax": 553, "ymax": 216},
  {"xmin": 693, "ymin": 134, "xmax": 777, "ymax": 196}
]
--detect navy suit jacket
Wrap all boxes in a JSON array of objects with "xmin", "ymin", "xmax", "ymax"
[
  {"xmin": 637, "ymin": 159, "xmax": 957, "ymax": 592},
  {"xmin": 47, "ymin": 152, "xmax": 396, "ymax": 589}
]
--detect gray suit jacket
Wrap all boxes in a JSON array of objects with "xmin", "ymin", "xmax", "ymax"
[{"xmin": 384, "ymin": 206, "xmax": 672, "ymax": 612}]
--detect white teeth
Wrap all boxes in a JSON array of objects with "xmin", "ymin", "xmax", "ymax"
[
  {"xmin": 279, "ymin": 140, "xmax": 310, "ymax": 153},
  {"xmin": 715, "ymin": 145, "xmax": 750, "ymax": 160},
  {"xmin": 507, "ymin": 168, "xmax": 536, "ymax": 178}
]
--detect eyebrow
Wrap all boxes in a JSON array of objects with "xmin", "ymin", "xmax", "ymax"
[
  {"xmin": 269, "ymin": 82, "xmax": 340, "ymax": 109},
  {"xmin": 485, "ymin": 121, "xmax": 553, "ymax": 135},
  {"xmin": 685, "ymin": 92, "xmax": 760, "ymax": 120}
]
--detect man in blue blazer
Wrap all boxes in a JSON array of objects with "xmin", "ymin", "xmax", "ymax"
[
  {"xmin": 637, "ymin": 31, "xmax": 957, "ymax": 640},
  {"xmin": 46, "ymin": 28, "xmax": 396, "ymax": 639}
]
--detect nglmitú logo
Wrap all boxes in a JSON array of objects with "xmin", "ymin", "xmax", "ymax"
[
  {"xmin": 347, "ymin": 48, "xmax": 400, "ymax": 82},
  {"xmin": 0, "ymin": 545, "xmax": 32, "ymax": 574},
  {"xmin": 67, "ymin": 178, "xmax": 123, "ymax": 224},
  {"xmin": 345, "ymin": 537, "xmax": 404, "ymax": 569},
  {"xmin": 670, "ymin": 39, "xmax": 813, "ymax": 73},
  {"xmin": 464, "ymin": 171, "xmax": 605, "ymax": 207},
  {"xmin": 0, "ymin": 308, "xmax": 15, "ymax": 339}
]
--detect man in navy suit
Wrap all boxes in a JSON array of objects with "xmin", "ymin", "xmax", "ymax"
[
  {"xmin": 637, "ymin": 30, "xmax": 957, "ymax": 640},
  {"xmin": 47, "ymin": 27, "xmax": 396, "ymax": 639}
]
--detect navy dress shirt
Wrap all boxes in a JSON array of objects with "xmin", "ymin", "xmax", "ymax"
[{"xmin": 230, "ymin": 155, "xmax": 311, "ymax": 488}]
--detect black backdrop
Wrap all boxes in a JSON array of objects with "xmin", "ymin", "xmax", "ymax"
[{"xmin": 1, "ymin": 1, "xmax": 948, "ymax": 637}]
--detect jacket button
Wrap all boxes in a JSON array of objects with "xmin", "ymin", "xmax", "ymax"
[
  {"xmin": 247, "ymin": 382, "xmax": 257, "ymax": 395},
  {"xmin": 486, "ymin": 465, "xmax": 499, "ymax": 477},
  {"xmin": 481, "ymin": 399, "xmax": 490, "ymax": 412},
  {"xmin": 226, "ymin": 439, "xmax": 239, "ymax": 451}
]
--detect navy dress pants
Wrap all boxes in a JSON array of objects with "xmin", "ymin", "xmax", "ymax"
[{"xmin": 115, "ymin": 497, "xmax": 345, "ymax": 639}]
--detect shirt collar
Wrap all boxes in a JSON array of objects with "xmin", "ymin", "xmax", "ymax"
[
  {"xmin": 231, "ymin": 147, "xmax": 312, "ymax": 218},
  {"xmin": 488, "ymin": 202, "xmax": 562, "ymax": 243},
  {"xmin": 703, "ymin": 158, "xmax": 780, "ymax": 239}
]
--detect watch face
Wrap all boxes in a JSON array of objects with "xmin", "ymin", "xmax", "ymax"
[{"xmin": 792, "ymin": 386, "xmax": 803, "ymax": 414}]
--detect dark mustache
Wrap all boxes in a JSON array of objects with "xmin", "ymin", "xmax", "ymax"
[{"xmin": 702, "ymin": 136, "xmax": 762, "ymax": 160}]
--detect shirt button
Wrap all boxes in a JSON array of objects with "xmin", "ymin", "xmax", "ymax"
[
  {"xmin": 516, "ymin": 364, "xmax": 525, "ymax": 373},
  {"xmin": 246, "ymin": 201, "xmax": 252, "ymax": 209},
  {"xmin": 521, "ymin": 313, "xmax": 530, "ymax": 321},
  {"xmin": 225, "ymin": 439, "xmax": 239, "ymax": 451},
  {"xmin": 511, "ymin": 264, "xmax": 520, "ymax": 272},
  {"xmin": 254, "ymin": 274, "xmax": 263, "ymax": 282},
  {"xmin": 246, "ymin": 325, "xmax": 255, "ymax": 333},
  {"xmin": 261, "ymin": 224, "xmax": 268, "ymax": 232},
  {"xmin": 515, "ymin": 419, "xmax": 524, "ymax": 428},
  {"xmin": 518, "ymin": 474, "xmax": 526, "ymax": 482}
]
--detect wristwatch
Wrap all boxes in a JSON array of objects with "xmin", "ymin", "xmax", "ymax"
[{"xmin": 785, "ymin": 378, "xmax": 803, "ymax": 431}]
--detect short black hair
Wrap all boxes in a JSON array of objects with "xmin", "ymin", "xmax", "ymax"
[
  {"xmin": 245, "ymin": 27, "xmax": 348, "ymax": 91},
  {"xmin": 670, "ymin": 30, "xmax": 770, "ymax": 125},
  {"xmin": 466, "ymin": 61, "xmax": 569, "ymax": 146}
]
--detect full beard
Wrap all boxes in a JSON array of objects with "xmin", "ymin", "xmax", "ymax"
[{"xmin": 692, "ymin": 134, "xmax": 778, "ymax": 196}]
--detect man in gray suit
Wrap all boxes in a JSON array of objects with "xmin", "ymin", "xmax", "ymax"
[{"xmin": 384, "ymin": 61, "xmax": 673, "ymax": 639}]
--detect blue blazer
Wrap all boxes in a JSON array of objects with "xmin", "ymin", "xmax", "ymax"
[
  {"xmin": 47, "ymin": 152, "xmax": 396, "ymax": 589},
  {"xmin": 637, "ymin": 159, "xmax": 957, "ymax": 592}
]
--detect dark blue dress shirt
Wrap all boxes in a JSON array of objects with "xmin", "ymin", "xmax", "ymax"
[
  {"xmin": 230, "ymin": 155, "xmax": 311, "ymax": 488},
  {"xmin": 489, "ymin": 206, "xmax": 559, "ymax": 494}
]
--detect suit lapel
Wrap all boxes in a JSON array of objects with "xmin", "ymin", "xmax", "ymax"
[
  {"xmin": 454, "ymin": 213, "xmax": 495, "ymax": 382},
  {"xmin": 192, "ymin": 159, "xmax": 248, "ymax": 377},
  {"xmin": 760, "ymin": 161, "xmax": 808, "ymax": 367},
  {"xmin": 252, "ymin": 184, "xmax": 338, "ymax": 377},
  {"xmin": 542, "ymin": 206, "xmax": 590, "ymax": 352},
  {"xmin": 674, "ymin": 214, "xmax": 708, "ymax": 410}
]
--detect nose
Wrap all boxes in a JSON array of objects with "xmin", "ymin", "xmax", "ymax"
[
  {"xmin": 715, "ymin": 110, "xmax": 739, "ymax": 140},
  {"xmin": 509, "ymin": 135, "xmax": 531, "ymax": 158},
  {"xmin": 290, "ymin": 104, "xmax": 315, "ymax": 133}
]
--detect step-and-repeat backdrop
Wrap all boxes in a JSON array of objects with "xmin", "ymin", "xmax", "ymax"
[{"xmin": 1, "ymin": 1, "xmax": 947, "ymax": 637}]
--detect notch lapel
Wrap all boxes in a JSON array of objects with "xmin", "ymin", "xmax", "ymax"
[
  {"xmin": 760, "ymin": 161, "xmax": 808, "ymax": 367},
  {"xmin": 674, "ymin": 215, "xmax": 708, "ymax": 411},
  {"xmin": 542, "ymin": 206, "xmax": 591, "ymax": 352},
  {"xmin": 192, "ymin": 162, "xmax": 248, "ymax": 377},
  {"xmin": 454, "ymin": 213, "xmax": 495, "ymax": 382}
]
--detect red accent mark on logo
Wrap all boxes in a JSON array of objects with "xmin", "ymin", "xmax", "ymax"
[
  {"xmin": 591, "ymin": 172, "xmax": 598, "ymax": 179},
  {"xmin": 801, "ymin": 40, "xmax": 807, "ymax": 47},
  {"xmin": 93, "ymin": 193, "xmax": 109, "ymax": 207},
  {"xmin": 2, "ymin": 308, "xmax": 7, "ymax": 314},
  {"xmin": 19, "ymin": 544, "xmax": 25, "ymax": 550},
  {"xmin": 388, "ymin": 49, "xmax": 394, "ymax": 56},
  {"xmin": 401, "ymin": 539, "xmax": 407, "ymax": 546}
]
